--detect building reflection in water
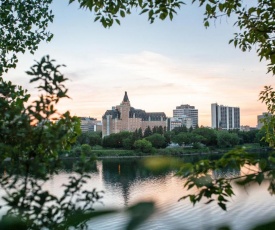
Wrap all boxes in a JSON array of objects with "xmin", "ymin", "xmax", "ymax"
[{"xmin": 101, "ymin": 158, "xmax": 174, "ymax": 206}]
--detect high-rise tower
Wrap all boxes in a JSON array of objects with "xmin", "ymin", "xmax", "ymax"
[{"xmin": 211, "ymin": 103, "xmax": 240, "ymax": 130}]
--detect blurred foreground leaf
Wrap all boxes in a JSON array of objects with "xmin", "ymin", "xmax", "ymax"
[{"xmin": 126, "ymin": 201, "xmax": 155, "ymax": 230}]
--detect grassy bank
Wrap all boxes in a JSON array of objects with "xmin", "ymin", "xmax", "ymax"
[
  {"xmin": 91, "ymin": 149, "xmax": 148, "ymax": 157},
  {"xmin": 62, "ymin": 143, "xmax": 271, "ymax": 158},
  {"xmin": 90, "ymin": 147, "xmax": 226, "ymax": 157}
]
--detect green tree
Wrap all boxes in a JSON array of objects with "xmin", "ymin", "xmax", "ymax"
[
  {"xmin": 172, "ymin": 132, "xmax": 205, "ymax": 146},
  {"xmin": 0, "ymin": 0, "xmax": 54, "ymax": 75},
  {"xmin": 87, "ymin": 131, "xmax": 102, "ymax": 146},
  {"xmin": 193, "ymin": 127, "xmax": 217, "ymax": 146},
  {"xmin": 138, "ymin": 127, "xmax": 143, "ymax": 139},
  {"xmin": 71, "ymin": 145, "xmax": 82, "ymax": 157},
  {"xmin": 133, "ymin": 139, "xmax": 153, "ymax": 153},
  {"xmin": 157, "ymin": 126, "xmax": 164, "ymax": 135},
  {"xmin": 0, "ymin": 56, "xmax": 107, "ymax": 229},
  {"xmin": 102, "ymin": 131, "xmax": 132, "ymax": 148},
  {"xmin": 76, "ymin": 131, "xmax": 102, "ymax": 146},
  {"xmin": 260, "ymin": 86, "xmax": 275, "ymax": 147},
  {"xmin": 164, "ymin": 131, "xmax": 174, "ymax": 146},
  {"xmin": 143, "ymin": 126, "xmax": 152, "ymax": 138},
  {"xmin": 145, "ymin": 133, "xmax": 166, "ymax": 149},
  {"xmin": 76, "ymin": 131, "xmax": 90, "ymax": 145},
  {"xmin": 122, "ymin": 137, "xmax": 134, "ymax": 150},
  {"xmin": 237, "ymin": 130, "xmax": 259, "ymax": 144},
  {"xmin": 173, "ymin": 125, "xmax": 188, "ymax": 134},
  {"xmin": 255, "ymin": 128, "xmax": 269, "ymax": 147},
  {"xmin": 102, "ymin": 133, "xmax": 119, "ymax": 148},
  {"xmin": 172, "ymin": 133, "xmax": 190, "ymax": 146},
  {"xmin": 81, "ymin": 144, "xmax": 93, "ymax": 156},
  {"xmin": 217, "ymin": 131, "xmax": 240, "ymax": 148}
]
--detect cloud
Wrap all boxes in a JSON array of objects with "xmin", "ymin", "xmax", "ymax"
[{"xmin": 5, "ymin": 49, "xmax": 272, "ymax": 127}]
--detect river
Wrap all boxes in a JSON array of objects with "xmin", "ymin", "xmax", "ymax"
[{"xmin": 40, "ymin": 157, "xmax": 275, "ymax": 230}]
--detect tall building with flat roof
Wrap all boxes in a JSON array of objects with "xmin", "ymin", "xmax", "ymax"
[
  {"xmin": 211, "ymin": 103, "xmax": 240, "ymax": 130},
  {"xmin": 102, "ymin": 92, "xmax": 167, "ymax": 137},
  {"xmin": 173, "ymin": 104, "xmax": 198, "ymax": 128}
]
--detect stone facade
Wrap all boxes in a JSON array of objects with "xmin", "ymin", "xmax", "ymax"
[{"xmin": 102, "ymin": 92, "xmax": 167, "ymax": 137}]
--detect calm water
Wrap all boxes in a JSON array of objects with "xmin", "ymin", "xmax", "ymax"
[{"xmin": 40, "ymin": 157, "xmax": 275, "ymax": 230}]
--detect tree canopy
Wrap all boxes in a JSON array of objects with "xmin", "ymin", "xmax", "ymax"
[{"xmin": 0, "ymin": 0, "xmax": 54, "ymax": 75}]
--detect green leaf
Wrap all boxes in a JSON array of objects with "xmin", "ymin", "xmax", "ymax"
[
  {"xmin": 139, "ymin": 9, "xmax": 149, "ymax": 15},
  {"xmin": 126, "ymin": 202, "xmax": 155, "ymax": 230},
  {"xmin": 218, "ymin": 3, "xmax": 224, "ymax": 11},
  {"xmin": 218, "ymin": 202, "xmax": 227, "ymax": 211},
  {"xmin": 149, "ymin": 9, "xmax": 154, "ymax": 19},
  {"xmin": 120, "ymin": 10, "xmax": 125, "ymax": 18},
  {"xmin": 255, "ymin": 173, "xmax": 264, "ymax": 185},
  {"xmin": 259, "ymin": 159, "xmax": 267, "ymax": 171},
  {"xmin": 206, "ymin": 4, "xmax": 211, "ymax": 12},
  {"xmin": 115, "ymin": 19, "xmax": 120, "ymax": 25},
  {"xmin": 205, "ymin": 199, "xmax": 214, "ymax": 204}
]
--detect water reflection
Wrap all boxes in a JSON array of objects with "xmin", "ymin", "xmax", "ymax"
[
  {"xmin": 101, "ymin": 158, "xmax": 173, "ymax": 206},
  {"xmin": 91, "ymin": 157, "xmax": 275, "ymax": 230},
  {"xmin": 2, "ymin": 156, "xmax": 275, "ymax": 229}
]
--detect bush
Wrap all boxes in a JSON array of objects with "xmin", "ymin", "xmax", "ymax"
[
  {"xmin": 92, "ymin": 145, "xmax": 104, "ymax": 150},
  {"xmin": 217, "ymin": 131, "xmax": 240, "ymax": 148},
  {"xmin": 133, "ymin": 139, "xmax": 153, "ymax": 153},
  {"xmin": 145, "ymin": 134, "xmax": 166, "ymax": 148}
]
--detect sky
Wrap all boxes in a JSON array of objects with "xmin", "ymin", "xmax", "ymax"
[{"xmin": 5, "ymin": 1, "xmax": 274, "ymax": 127}]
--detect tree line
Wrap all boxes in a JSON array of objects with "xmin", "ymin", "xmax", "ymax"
[{"xmin": 70, "ymin": 125, "xmax": 267, "ymax": 155}]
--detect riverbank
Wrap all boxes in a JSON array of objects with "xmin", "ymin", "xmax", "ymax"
[{"xmin": 61, "ymin": 143, "xmax": 271, "ymax": 158}]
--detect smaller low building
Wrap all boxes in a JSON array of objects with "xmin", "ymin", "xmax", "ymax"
[
  {"xmin": 167, "ymin": 116, "xmax": 193, "ymax": 131},
  {"xmin": 173, "ymin": 104, "xmax": 198, "ymax": 128},
  {"xmin": 79, "ymin": 117, "xmax": 102, "ymax": 132}
]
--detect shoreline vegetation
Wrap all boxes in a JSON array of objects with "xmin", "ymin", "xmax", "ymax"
[
  {"xmin": 60, "ymin": 143, "xmax": 271, "ymax": 159},
  {"xmin": 65, "ymin": 126, "xmax": 269, "ymax": 159}
]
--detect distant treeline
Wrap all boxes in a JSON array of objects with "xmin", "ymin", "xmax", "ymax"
[{"xmin": 64, "ymin": 126, "xmax": 267, "ymax": 157}]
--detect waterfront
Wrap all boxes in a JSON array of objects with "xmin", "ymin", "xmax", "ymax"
[{"xmin": 42, "ymin": 157, "xmax": 275, "ymax": 230}]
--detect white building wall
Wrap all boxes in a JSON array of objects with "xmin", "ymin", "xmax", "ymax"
[{"xmin": 211, "ymin": 103, "xmax": 240, "ymax": 130}]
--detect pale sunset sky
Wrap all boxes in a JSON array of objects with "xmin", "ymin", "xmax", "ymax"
[{"xmin": 5, "ymin": 1, "xmax": 274, "ymax": 127}]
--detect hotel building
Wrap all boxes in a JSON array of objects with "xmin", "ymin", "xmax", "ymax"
[{"xmin": 102, "ymin": 92, "xmax": 167, "ymax": 137}]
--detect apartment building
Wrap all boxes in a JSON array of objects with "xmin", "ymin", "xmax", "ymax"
[{"xmin": 211, "ymin": 103, "xmax": 240, "ymax": 130}]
